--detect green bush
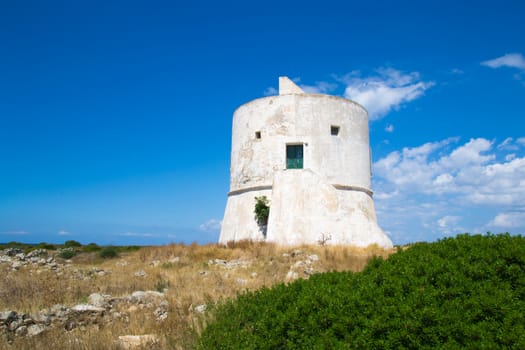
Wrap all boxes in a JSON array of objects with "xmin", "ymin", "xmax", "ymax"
[
  {"xmin": 2, "ymin": 241, "xmax": 27, "ymax": 249},
  {"xmin": 116, "ymin": 245, "xmax": 141, "ymax": 252},
  {"xmin": 82, "ymin": 243, "xmax": 101, "ymax": 252},
  {"xmin": 35, "ymin": 242, "xmax": 56, "ymax": 250},
  {"xmin": 98, "ymin": 246, "xmax": 118, "ymax": 259},
  {"xmin": 254, "ymin": 196, "xmax": 270, "ymax": 225},
  {"xmin": 64, "ymin": 240, "xmax": 82, "ymax": 248},
  {"xmin": 199, "ymin": 233, "xmax": 525, "ymax": 349},
  {"xmin": 58, "ymin": 248, "xmax": 77, "ymax": 259}
]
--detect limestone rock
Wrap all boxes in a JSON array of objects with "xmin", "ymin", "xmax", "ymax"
[
  {"xmin": 134, "ymin": 270, "xmax": 146, "ymax": 277},
  {"xmin": 15, "ymin": 325, "xmax": 27, "ymax": 336},
  {"xmin": 192, "ymin": 304, "xmax": 206, "ymax": 313},
  {"xmin": 71, "ymin": 304, "xmax": 106, "ymax": 313},
  {"xmin": 129, "ymin": 291, "xmax": 164, "ymax": 304},
  {"xmin": 286, "ymin": 271, "xmax": 299, "ymax": 281},
  {"xmin": 307, "ymin": 254, "xmax": 319, "ymax": 262},
  {"xmin": 116, "ymin": 334, "xmax": 159, "ymax": 349},
  {"xmin": 153, "ymin": 307, "xmax": 167, "ymax": 321},
  {"xmin": 27, "ymin": 324, "xmax": 45, "ymax": 337},
  {"xmin": 236, "ymin": 278, "xmax": 247, "ymax": 285},
  {"xmin": 88, "ymin": 293, "xmax": 110, "ymax": 308},
  {"xmin": 0, "ymin": 311, "xmax": 16, "ymax": 323}
]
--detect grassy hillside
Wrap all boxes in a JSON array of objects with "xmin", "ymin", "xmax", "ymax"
[
  {"xmin": 199, "ymin": 234, "xmax": 525, "ymax": 349},
  {"xmin": 1, "ymin": 240, "xmax": 388, "ymax": 349}
]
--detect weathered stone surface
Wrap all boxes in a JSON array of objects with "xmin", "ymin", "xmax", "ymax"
[
  {"xmin": 129, "ymin": 291, "xmax": 164, "ymax": 304},
  {"xmin": 1, "ymin": 287, "xmax": 168, "ymax": 339},
  {"xmin": 153, "ymin": 307, "xmax": 167, "ymax": 321},
  {"xmin": 0, "ymin": 311, "xmax": 16, "ymax": 323},
  {"xmin": 134, "ymin": 270, "xmax": 146, "ymax": 277},
  {"xmin": 286, "ymin": 271, "xmax": 299, "ymax": 281},
  {"xmin": 0, "ymin": 248, "xmax": 63, "ymax": 274},
  {"xmin": 27, "ymin": 324, "xmax": 45, "ymax": 337},
  {"xmin": 193, "ymin": 304, "xmax": 206, "ymax": 313},
  {"xmin": 88, "ymin": 293, "xmax": 110, "ymax": 308},
  {"xmin": 208, "ymin": 258, "xmax": 251, "ymax": 269},
  {"xmin": 307, "ymin": 254, "xmax": 319, "ymax": 262},
  {"xmin": 64, "ymin": 319, "xmax": 76, "ymax": 331},
  {"xmin": 219, "ymin": 77, "xmax": 393, "ymax": 248},
  {"xmin": 50, "ymin": 304, "xmax": 70, "ymax": 318},
  {"xmin": 71, "ymin": 304, "xmax": 106, "ymax": 313},
  {"xmin": 30, "ymin": 312, "xmax": 51, "ymax": 326},
  {"xmin": 4, "ymin": 248, "xmax": 22, "ymax": 256},
  {"xmin": 116, "ymin": 334, "xmax": 159, "ymax": 349},
  {"xmin": 236, "ymin": 278, "xmax": 247, "ymax": 285},
  {"xmin": 15, "ymin": 325, "xmax": 27, "ymax": 336}
]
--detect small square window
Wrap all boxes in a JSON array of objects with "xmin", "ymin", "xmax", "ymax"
[
  {"xmin": 331, "ymin": 126, "xmax": 340, "ymax": 136},
  {"xmin": 255, "ymin": 131, "xmax": 261, "ymax": 139}
]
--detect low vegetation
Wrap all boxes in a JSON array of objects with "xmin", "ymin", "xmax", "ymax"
[
  {"xmin": 3, "ymin": 234, "xmax": 523, "ymax": 349},
  {"xmin": 1, "ymin": 239, "xmax": 387, "ymax": 349},
  {"xmin": 254, "ymin": 196, "xmax": 270, "ymax": 225},
  {"xmin": 199, "ymin": 234, "xmax": 525, "ymax": 349}
]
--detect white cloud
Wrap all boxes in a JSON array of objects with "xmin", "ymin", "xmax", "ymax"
[
  {"xmin": 437, "ymin": 215, "xmax": 463, "ymax": 235},
  {"xmin": 199, "ymin": 219, "xmax": 222, "ymax": 232},
  {"xmin": 300, "ymin": 81, "xmax": 337, "ymax": 94},
  {"xmin": 374, "ymin": 190, "xmax": 399, "ymax": 200},
  {"xmin": 506, "ymin": 154, "xmax": 516, "ymax": 161},
  {"xmin": 375, "ymin": 137, "xmax": 524, "ymax": 202},
  {"xmin": 438, "ymin": 215, "xmax": 461, "ymax": 228},
  {"xmin": 488, "ymin": 212, "xmax": 525, "ymax": 229},
  {"xmin": 374, "ymin": 137, "xmax": 525, "ymax": 243},
  {"xmin": 517, "ymin": 137, "xmax": 525, "ymax": 146},
  {"xmin": 120, "ymin": 232, "xmax": 155, "ymax": 237},
  {"xmin": 385, "ymin": 124, "xmax": 394, "ymax": 133},
  {"xmin": 282, "ymin": 68, "xmax": 433, "ymax": 120},
  {"xmin": 57, "ymin": 230, "xmax": 70, "ymax": 236},
  {"xmin": 341, "ymin": 68, "xmax": 434, "ymax": 120},
  {"xmin": 1, "ymin": 230, "xmax": 29, "ymax": 235},
  {"xmin": 481, "ymin": 53, "xmax": 525, "ymax": 70},
  {"xmin": 497, "ymin": 137, "xmax": 519, "ymax": 151},
  {"xmin": 263, "ymin": 86, "xmax": 278, "ymax": 96}
]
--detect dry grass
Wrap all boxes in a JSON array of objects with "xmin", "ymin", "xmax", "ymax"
[{"xmin": 1, "ymin": 242, "xmax": 393, "ymax": 349}]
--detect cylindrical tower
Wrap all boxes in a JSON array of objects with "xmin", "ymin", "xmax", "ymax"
[{"xmin": 219, "ymin": 77, "xmax": 392, "ymax": 248}]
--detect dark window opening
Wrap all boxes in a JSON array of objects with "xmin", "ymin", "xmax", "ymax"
[
  {"xmin": 255, "ymin": 131, "xmax": 261, "ymax": 139},
  {"xmin": 331, "ymin": 125, "xmax": 340, "ymax": 136},
  {"xmin": 286, "ymin": 144, "xmax": 303, "ymax": 169}
]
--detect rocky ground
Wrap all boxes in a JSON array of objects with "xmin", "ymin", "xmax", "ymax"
[{"xmin": 0, "ymin": 243, "xmax": 389, "ymax": 349}]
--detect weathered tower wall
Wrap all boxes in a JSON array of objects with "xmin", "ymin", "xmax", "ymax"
[{"xmin": 219, "ymin": 78, "xmax": 392, "ymax": 248}]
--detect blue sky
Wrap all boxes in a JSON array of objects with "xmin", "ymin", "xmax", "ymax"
[{"xmin": 1, "ymin": 0, "xmax": 524, "ymax": 245}]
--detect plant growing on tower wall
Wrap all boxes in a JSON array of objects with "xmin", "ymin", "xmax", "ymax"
[{"xmin": 254, "ymin": 196, "xmax": 270, "ymax": 225}]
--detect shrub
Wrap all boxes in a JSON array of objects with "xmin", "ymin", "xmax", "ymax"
[
  {"xmin": 58, "ymin": 248, "xmax": 77, "ymax": 259},
  {"xmin": 154, "ymin": 278, "xmax": 170, "ymax": 292},
  {"xmin": 82, "ymin": 243, "xmax": 101, "ymax": 252},
  {"xmin": 117, "ymin": 245, "xmax": 141, "ymax": 252},
  {"xmin": 199, "ymin": 233, "xmax": 525, "ymax": 349},
  {"xmin": 254, "ymin": 196, "xmax": 270, "ymax": 225},
  {"xmin": 64, "ymin": 240, "xmax": 82, "ymax": 248},
  {"xmin": 98, "ymin": 246, "xmax": 118, "ymax": 259},
  {"xmin": 35, "ymin": 242, "xmax": 56, "ymax": 250},
  {"xmin": 3, "ymin": 241, "xmax": 27, "ymax": 249}
]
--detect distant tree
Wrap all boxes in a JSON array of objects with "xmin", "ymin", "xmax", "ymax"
[
  {"xmin": 98, "ymin": 246, "xmax": 118, "ymax": 259},
  {"xmin": 64, "ymin": 240, "xmax": 82, "ymax": 247}
]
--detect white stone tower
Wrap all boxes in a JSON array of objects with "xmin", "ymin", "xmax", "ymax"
[{"xmin": 219, "ymin": 77, "xmax": 392, "ymax": 248}]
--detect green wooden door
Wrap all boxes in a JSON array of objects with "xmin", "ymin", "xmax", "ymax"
[{"xmin": 286, "ymin": 145, "xmax": 303, "ymax": 169}]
